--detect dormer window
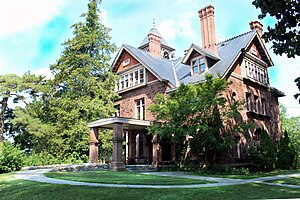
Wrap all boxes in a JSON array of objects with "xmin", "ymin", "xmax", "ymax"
[{"xmin": 191, "ymin": 57, "xmax": 206, "ymax": 74}]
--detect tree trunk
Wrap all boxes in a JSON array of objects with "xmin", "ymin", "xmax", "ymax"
[{"xmin": 0, "ymin": 97, "xmax": 8, "ymax": 143}]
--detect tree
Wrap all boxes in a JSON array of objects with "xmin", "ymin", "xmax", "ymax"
[
  {"xmin": 248, "ymin": 129, "xmax": 276, "ymax": 172},
  {"xmin": 252, "ymin": 1, "xmax": 300, "ymax": 104},
  {"xmin": 148, "ymin": 74, "xmax": 247, "ymax": 168},
  {"xmin": 280, "ymin": 103, "xmax": 300, "ymax": 153},
  {"xmin": 11, "ymin": 0, "xmax": 118, "ymax": 160},
  {"xmin": 276, "ymin": 130, "xmax": 298, "ymax": 169},
  {"xmin": 0, "ymin": 73, "xmax": 47, "ymax": 143},
  {"xmin": 252, "ymin": 0, "xmax": 300, "ymax": 58}
]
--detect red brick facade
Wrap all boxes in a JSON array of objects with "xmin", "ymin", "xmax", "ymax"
[{"xmin": 116, "ymin": 79, "xmax": 170, "ymax": 121}]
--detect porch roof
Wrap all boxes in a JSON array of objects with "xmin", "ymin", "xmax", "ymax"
[{"xmin": 88, "ymin": 117, "xmax": 151, "ymax": 130}]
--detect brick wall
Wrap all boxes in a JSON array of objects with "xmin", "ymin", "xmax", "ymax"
[{"xmin": 115, "ymin": 81, "xmax": 170, "ymax": 121}]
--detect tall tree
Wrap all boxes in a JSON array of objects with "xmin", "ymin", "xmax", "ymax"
[
  {"xmin": 252, "ymin": 0, "xmax": 300, "ymax": 103},
  {"xmin": 0, "ymin": 73, "xmax": 47, "ymax": 143},
  {"xmin": 252, "ymin": 0, "xmax": 300, "ymax": 58},
  {"xmin": 12, "ymin": 0, "xmax": 118, "ymax": 160},
  {"xmin": 148, "ymin": 74, "xmax": 247, "ymax": 168},
  {"xmin": 280, "ymin": 103, "xmax": 300, "ymax": 153}
]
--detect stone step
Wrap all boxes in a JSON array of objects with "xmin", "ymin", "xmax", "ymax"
[{"xmin": 126, "ymin": 165, "xmax": 157, "ymax": 172}]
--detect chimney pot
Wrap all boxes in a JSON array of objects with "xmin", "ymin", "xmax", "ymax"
[
  {"xmin": 249, "ymin": 20, "xmax": 263, "ymax": 37},
  {"xmin": 198, "ymin": 5, "xmax": 217, "ymax": 54}
]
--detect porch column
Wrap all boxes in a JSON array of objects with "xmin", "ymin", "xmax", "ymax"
[
  {"xmin": 112, "ymin": 122, "xmax": 125, "ymax": 170},
  {"xmin": 127, "ymin": 130, "xmax": 136, "ymax": 164},
  {"xmin": 89, "ymin": 128, "xmax": 99, "ymax": 163},
  {"xmin": 151, "ymin": 134, "xmax": 161, "ymax": 167}
]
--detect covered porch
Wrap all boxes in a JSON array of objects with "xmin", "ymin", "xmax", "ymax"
[{"xmin": 88, "ymin": 117, "xmax": 170, "ymax": 170}]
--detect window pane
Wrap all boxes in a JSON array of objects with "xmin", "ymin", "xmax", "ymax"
[
  {"xmin": 140, "ymin": 69, "xmax": 144, "ymax": 83},
  {"xmin": 125, "ymin": 75, "xmax": 129, "ymax": 88},
  {"xmin": 134, "ymin": 71, "xmax": 139, "ymax": 85},
  {"xmin": 129, "ymin": 73, "xmax": 133, "ymax": 86},
  {"xmin": 246, "ymin": 93, "xmax": 251, "ymax": 111},
  {"xmin": 192, "ymin": 60, "xmax": 199, "ymax": 73}
]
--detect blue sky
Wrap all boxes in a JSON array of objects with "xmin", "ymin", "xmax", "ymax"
[{"xmin": 0, "ymin": 0, "xmax": 299, "ymax": 116}]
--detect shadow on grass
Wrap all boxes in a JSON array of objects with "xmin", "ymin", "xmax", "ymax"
[{"xmin": 1, "ymin": 173, "xmax": 300, "ymax": 200}]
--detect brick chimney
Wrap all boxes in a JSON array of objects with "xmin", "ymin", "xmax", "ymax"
[
  {"xmin": 148, "ymin": 30, "xmax": 161, "ymax": 58},
  {"xmin": 198, "ymin": 5, "xmax": 217, "ymax": 54},
  {"xmin": 249, "ymin": 20, "xmax": 263, "ymax": 37}
]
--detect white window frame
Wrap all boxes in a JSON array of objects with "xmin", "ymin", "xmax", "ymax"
[
  {"xmin": 191, "ymin": 56, "xmax": 206, "ymax": 75},
  {"xmin": 116, "ymin": 67, "xmax": 146, "ymax": 92},
  {"xmin": 135, "ymin": 98, "xmax": 145, "ymax": 120}
]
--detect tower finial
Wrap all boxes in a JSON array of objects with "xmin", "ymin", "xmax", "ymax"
[{"xmin": 152, "ymin": 13, "xmax": 155, "ymax": 28}]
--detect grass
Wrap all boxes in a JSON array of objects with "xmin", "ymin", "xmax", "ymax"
[
  {"xmin": 45, "ymin": 170, "xmax": 213, "ymax": 185},
  {"xmin": 1, "ymin": 172, "xmax": 300, "ymax": 200},
  {"xmin": 267, "ymin": 176, "xmax": 300, "ymax": 186},
  {"xmin": 190, "ymin": 169, "xmax": 300, "ymax": 179}
]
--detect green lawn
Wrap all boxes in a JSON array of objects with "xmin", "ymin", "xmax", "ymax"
[
  {"xmin": 191, "ymin": 169, "xmax": 300, "ymax": 179},
  {"xmin": 267, "ymin": 176, "xmax": 300, "ymax": 186},
  {"xmin": 1, "ymin": 173, "xmax": 300, "ymax": 200},
  {"xmin": 45, "ymin": 170, "xmax": 213, "ymax": 185}
]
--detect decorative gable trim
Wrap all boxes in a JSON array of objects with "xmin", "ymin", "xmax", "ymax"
[
  {"xmin": 182, "ymin": 44, "xmax": 220, "ymax": 65},
  {"xmin": 112, "ymin": 44, "xmax": 175, "ymax": 88},
  {"xmin": 245, "ymin": 33, "xmax": 273, "ymax": 67},
  {"xmin": 223, "ymin": 31, "xmax": 273, "ymax": 78}
]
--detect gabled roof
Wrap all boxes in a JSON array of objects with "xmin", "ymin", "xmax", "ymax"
[
  {"xmin": 112, "ymin": 44, "xmax": 177, "ymax": 87},
  {"xmin": 178, "ymin": 30, "xmax": 258, "ymax": 84},
  {"xmin": 112, "ymin": 30, "xmax": 278, "ymax": 91},
  {"xmin": 139, "ymin": 28, "xmax": 175, "ymax": 51},
  {"xmin": 182, "ymin": 44, "xmax": 220, "ymax": 64}
]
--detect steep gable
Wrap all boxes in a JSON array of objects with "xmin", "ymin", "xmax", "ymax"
[{"xmin": 114, "ymin": 50, "xmax": 140, "ymax": 73}]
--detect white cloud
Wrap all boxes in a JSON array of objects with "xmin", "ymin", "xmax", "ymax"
[
  {"xmin": 32, "ymin": 68, "xmax": 53, "ymax": 80},
  {"xmin": 0, "ymin": 0, "xmax": 64, "ymax": 37},
  {"xmin": 158, "ymin": 12, "xmax": 198, "ymax": 42}
]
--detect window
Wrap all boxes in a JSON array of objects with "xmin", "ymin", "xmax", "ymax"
[
  {"xmin": 129, "ymin": 73, "xmax": 133, "ymax": 87},
  {"xmin": 116, "ymin": 68, "xmax": 146, "ymax": 91},
  {"xmin": 246, "ymin": 93, "xmax": 251, "ymax": 111},
  {"xmin": 114, "ymin": 105, "xmax": 120, "ymax": 117},
  {"xmin": 125, "ymin": 75, "xmax": 129, "ymax": 88},
  {"xmin": 254, "ymin": 95, "xmax": 259, "ymax": 113},
  {"xmin": 120, "ymin": 76, "xmax": 124, "ymax": 90},
  {"xmin": 139, "ymin": 69, "xmax": 144, "ymax": 84},
  {"xmin": 232, "ymin": 92, "xmax": 236, "ymax": 101},
  {"xmin": 135, "ymin": 98, "xmax": 145, "ymax": 120},
  {"xmin": 191, "ymin": 57, "xmax": 206, "ymax": 74},
  {"xmin": 192, "ymin": 59, "xmax": 199, "ymax": 73},
  {"xmin": 199, "ymin": 58, "xmax": 205, "ymax": 72},
  {"xmin": 261, "ymin": 98, "xmax": 266, "ymax": 115},
  {"xmin": 134, "ymin": 71, "xmax": 139, "ymax": 85},
  {"xmin": 253, "ymin": 129, "xmax": 261, "ymax": 147}
]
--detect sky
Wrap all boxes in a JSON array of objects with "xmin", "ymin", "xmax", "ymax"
[{"xmin": 0, "ymin": 0, "xmax": 299, "ymax": 117}]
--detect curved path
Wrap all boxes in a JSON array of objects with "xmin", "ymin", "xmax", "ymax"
[{"xmin": 15, "ymin": 169, "xmax": 300, "ymax": 189}]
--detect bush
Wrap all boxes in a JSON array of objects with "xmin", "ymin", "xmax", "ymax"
[
  {"xmin": 276, "ymin": 131, "xmax": 298, "ymax": 170},
  {"xmin": 0, "ymin": 142, "xmax": 25, "ymax": 173},
  {"xmin": 24, "ymin": 151, "xmax": 88, "ymax": 167},
  {"xmin": 24, "ymin": 151, "xmax": 61, "ymax": 166},
  {"xmin": 247, "ymin": 129, "xmax": 276, "ymax": 172}
]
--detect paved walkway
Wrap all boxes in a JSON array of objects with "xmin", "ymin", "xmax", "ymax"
[{"xmin": 15, "ymin": 169, "xmax": 300, "ymax": 189}]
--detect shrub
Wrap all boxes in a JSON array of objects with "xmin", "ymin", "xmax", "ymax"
[
  {"xmin": 24, "ymin": 151, "xmax": 62, "ymax": 166},
  {"xmin": 247, "ymin": 129, "xmax": 276, "ymax": 172},
  {"xmin": 0, "ymin": 142, "xmax": 25, "ymax": 173},
  {"xmin": 276, "ymin": 131, "xmax": 298, "ymax": 170}
]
